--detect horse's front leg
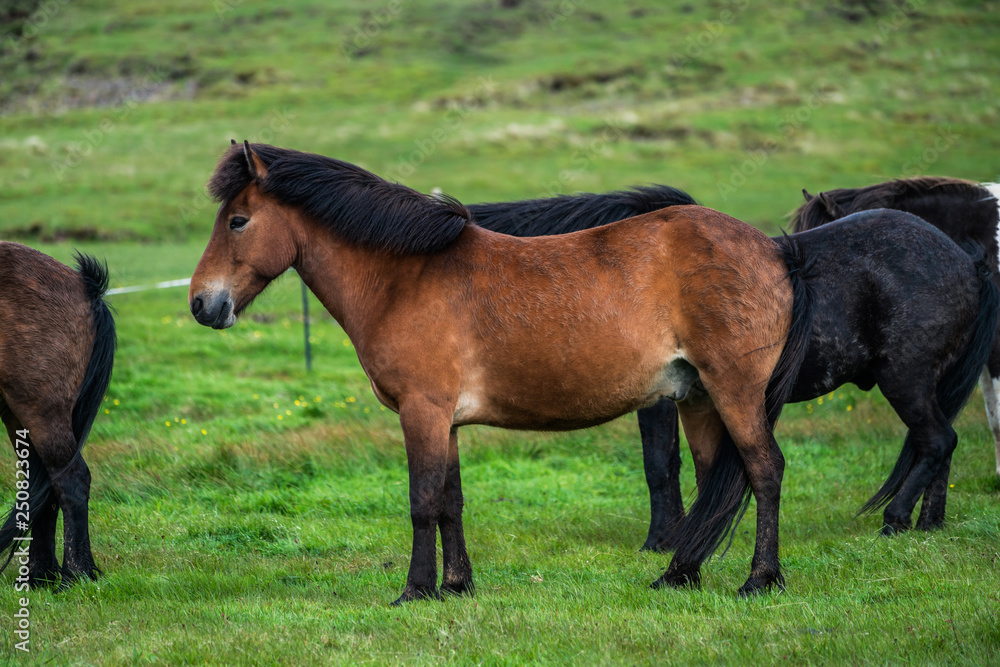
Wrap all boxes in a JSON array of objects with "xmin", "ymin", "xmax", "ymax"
[
  {"xmin": 440, "ymin": 427, "xmax": 473, "ymax": 596},
  {"xmin": 393, "ymin": 399, "xmax": 454, "ymax": 605}
]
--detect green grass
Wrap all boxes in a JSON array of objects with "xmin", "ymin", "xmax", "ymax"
[{"xmin": 1, "ymin": 0, "xmax": 1000, "ymax": 664}]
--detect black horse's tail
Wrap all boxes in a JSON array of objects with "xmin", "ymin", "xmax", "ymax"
[
  {"xmin": 666, "ymin": 237, "xmax": 815, "ymax": 562},
  {"xmin": 0, "ymin": 253, "xmax": 116, "ymax": 572},
  {"xmin": 861, "ymin": 247, "xmax": 999, "ymax": 514},
  {"xmin": 468, "ymin": 184, "xmax": 697, "ymax": 236}
]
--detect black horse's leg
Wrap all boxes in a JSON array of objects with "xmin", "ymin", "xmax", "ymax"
[
  {"xmin": 439, "ymin": 427, "xmax": 474, "ymax": 596},
  {"xmin": 50, "ymin": 455, "xmax": 100, "ymax": 587},
  {"xmin": 878, "ymin": 386, "xmax": 955, "ymax": 535},
  {"xmin": 27, "ymin": 498, "xmax": 60, "ymax": 588},
  {"xmin": 881, "ymin": 424, "xmax": 955, "ymax": 535},
  {"xmin": 638, "ymin": 399, "xmax": 685, "ymax": 552},
  {"xmin": 1, "ymin": 412, "xmax": 60, "ymax": 587},
  {"xmin": 915, "ymin": 452, "xmax": 953, "ymax": 531},
  {"xmin": 394, "ymin": 401, "xmax": 452, "ymax": 605}
]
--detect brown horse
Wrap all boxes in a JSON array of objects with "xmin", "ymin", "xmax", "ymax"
[
  {"xmin": 189, "ymin": 142, "xmax": 812, "ymax": 601},
  {"xmin": 0, "ymin": 243, "xmax": 116, "ymax": 588}
]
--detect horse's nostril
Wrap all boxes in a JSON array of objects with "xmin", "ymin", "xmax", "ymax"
[{"xmin": 191, "ymin": 296, "xmax": 204, "ymax": 317}]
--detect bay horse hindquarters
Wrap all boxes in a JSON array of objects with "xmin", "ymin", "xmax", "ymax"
[
  {"xmin": 0, "ymin": 244, "xmax": 115, "ymax": 588},
  {"xmin": 189, "ymin": 142, "xmax": 813, "ymax": 600}
]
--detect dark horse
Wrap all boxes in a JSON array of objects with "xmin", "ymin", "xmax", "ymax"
[
  {"xmin": 466, "ymin": 189, "xmax": 998, "ymax": 571},
  {"xmin": 0, "ymin": 243, "xmax": 116, "ymax": 588},
  {"xmin": 189, "ymin": 142, "xmax": 814, "ymax": 601},
  {"xmin": 793, "ymin": 177, "xmax": 1000, "ymax": 479},
  {"xmin": 469, "ymin": 185, "xmax": 698, "ymax": 551}
]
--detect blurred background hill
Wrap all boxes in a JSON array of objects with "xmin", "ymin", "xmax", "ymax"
[{"xmin": 1, "ymin": 0, "xmax": 998, "ymax": 244}]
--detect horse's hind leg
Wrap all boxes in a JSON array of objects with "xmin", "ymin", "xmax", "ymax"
[
  {"xmin": 439, "ymin": 427, "xmax": 473, "ymax": 596},
  {"xmin": 725, "ymin": 418, "xmax": 785, "ymax": 596},
  {"xmin": 25, "ymin": 420, "xmax": 98, "ymax": 586},
  {"xmin": 659, "ymin": 394, "xmax": 785, "ymax": 596},
  {"xmin": 51, "ymin": 455, "xmax": 99, "ymax": 586},
  {"xmin": 638, "ymin": 399, "xmax": 685, "ymax": 552},
  {"xmin": 915, "ymin": 452, "xmax": 953, "ymax": 531},
  {"xmin": 0, "ymin": 409, "xmax": 60, "ymax": 586},
  {"xmin": 878, "ymin": 384, "xmax": 955, "ymax": 535},
  {"xmin": 651, "ymin": 393, "xmax": 727, "ymax": 588}
]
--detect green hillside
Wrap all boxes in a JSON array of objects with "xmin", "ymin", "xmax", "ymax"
[{"xmin": 2, "ymin": 0, "xmax": 998, "ymax": 241}]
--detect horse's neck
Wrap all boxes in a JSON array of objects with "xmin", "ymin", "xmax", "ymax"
[
  {"xmin": 293, "ymin": 223, "xmax": 430, "ymax": 340},
  {"xmin": 887, "ymin": 192, "xmax": 996, "ymax": 244}
]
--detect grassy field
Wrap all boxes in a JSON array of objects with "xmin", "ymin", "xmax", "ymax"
[{"xmin": 1, "ymin": 0, "xmax": 999, "ymax": 664}]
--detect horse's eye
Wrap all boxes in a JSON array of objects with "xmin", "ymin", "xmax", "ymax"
[{"xmin": 229, "ymin": 216, "xmax": 249, "ymax": 230}]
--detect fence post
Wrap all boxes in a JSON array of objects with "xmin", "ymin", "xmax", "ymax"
[{"xmin": 301, "ymin": 277, "xmax": 313, "ymax": 372}]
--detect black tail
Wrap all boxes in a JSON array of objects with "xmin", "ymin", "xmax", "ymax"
[
  {"xmin": 468, "ymin": 185, "xmax": 696, "ymax": 236},
  {"xmin": 70, "ymin": 252, "xmax": 117, "ymax": 450},
  {"xmin": 0, "ymin": 253, "xmax": 116, "ymax": 572},
  {"xmin": 666, "ymin": 237, "xmax": 815, "ymax": 562},
  {"xmin": 861, "ymin": 247, "xmax": 999, "ymax": 514}
]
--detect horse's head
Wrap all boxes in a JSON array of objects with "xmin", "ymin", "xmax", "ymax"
[
  {"xmin": 790, "ymin": 188, "xmax": 845, "ymax": 233},
  {"xmin": 189, "ymin": 141, "xmax": 300, "ymax": 329}
]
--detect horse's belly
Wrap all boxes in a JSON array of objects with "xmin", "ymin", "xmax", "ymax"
[
  {"xmin": 789, "ymin": 331, "xmax": 868, "ymax": 402},
  {"xmin": 453, "ymin": 352, "xmax": 694, "ymax": 429}
]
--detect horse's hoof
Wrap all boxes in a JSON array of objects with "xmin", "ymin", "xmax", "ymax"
[
  {"xmin": 390, "ymin": 585, "xmax": 441, "ymax": 606},
  {"xmin": 441, "ymin": 579, "xmax": 475, "ymax": 597},
  {"xmin": 737, "ymin": 572, "xmax": 784, "ymax": 598},
  {"xmin": 651, "ymin": 566, "xmax": 700, "ymax": 589},
  {"xmin": 640, "ymin": 535, "xmax": 673, "ymax": 554},
  {"xmin": 915, "ymin": 516, "xmax": 945, "ymax": 532},
  {"xmin": 880, "ymin": 520, "xmax": 910, "ymax": 537},
  {"xmin": 737, "ymin": 582, "xmax": 765, "ymax": 597},
  {"xmin": 55, "ymin": 564, "xmax": 100, "ymax": 592},
  {"xmin": 27, "ymin": 569, "xmax": 61, "ymax": 590}
]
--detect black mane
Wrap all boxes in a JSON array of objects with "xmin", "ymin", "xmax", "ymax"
[
  {"xmin": 790, "ymin": 176, "xmax": 994, "ymax": 232},
  {"xmin": 208, "ymin": 143, "xmax": 470, "ymax": 254},
  {"xmin": 468, "ymin": 185, "xmax": 696, "ymax": 236}
]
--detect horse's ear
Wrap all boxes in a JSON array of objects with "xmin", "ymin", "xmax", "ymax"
[
  {"xmin": 231, "ymin": 139, "xmax": 237, "ymax": 146},
  {"xmin": 818, "ymin": 191, "xmax": 842, "ymax": 219},
  {"xmin": 802, "ymin": 188, "xmax": 814, "ymax": 202},
  {"xmin": 243, "ymin": 140, "xmax": 268, "ymax": 181}
]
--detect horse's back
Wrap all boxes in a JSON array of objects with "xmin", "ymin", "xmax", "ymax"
[
  {"xmin": 785, "ymin": 210, "xmax": 983, "ymax": 400},
  {"xmin": 791, "ymin": 209, "xmax": 978, "ymax": 284},
  {"xmin": 439, "ymin": 206, "xmax": 792, "ymax": 428}
]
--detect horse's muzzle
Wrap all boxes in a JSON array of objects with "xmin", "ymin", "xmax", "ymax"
[{"xmin": 190, "ymin": 291, "xmax": 236, "ymax": 329}]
